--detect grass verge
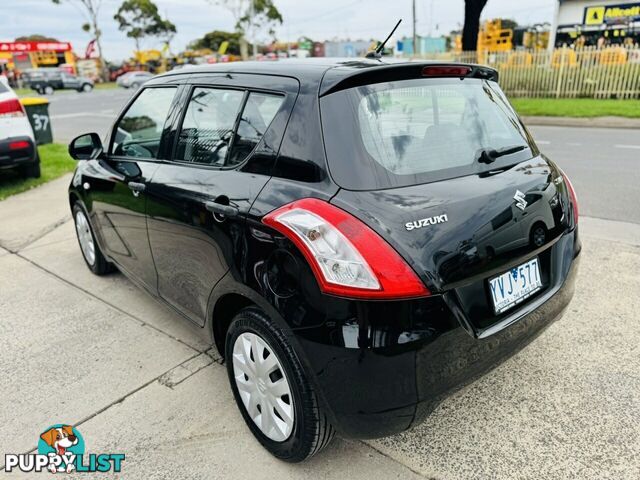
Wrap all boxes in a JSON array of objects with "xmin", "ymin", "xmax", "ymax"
[
  {"xmin": 510, "ymin": 98, "xmax": 640, "ymax": 118},
  {"xmin": 16, "ymin": 82, "xmax": 118, "ymax": 97},
  {"xmin": 0, "ymin": 144, "xmax": 75, "ymax": 201}
]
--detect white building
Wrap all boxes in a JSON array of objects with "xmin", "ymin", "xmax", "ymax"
[{"xmin": 550, "ymin": 0, "xmax": 640, "ymax": 48}]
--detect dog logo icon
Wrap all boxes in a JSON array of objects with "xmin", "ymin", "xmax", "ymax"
[
  {"xmin": 5, "ymin": 423, "xmax": 124, "ymax": 474},
  {"xmin": 38, "ymin": 424, "xmax": 85, "ymax": 474}
]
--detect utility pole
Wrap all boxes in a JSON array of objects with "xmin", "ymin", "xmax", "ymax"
[
  {"xmin": 412, "ymin": 0, "xmax": 418, "ymax": 57},
  {"xmin": 250, "ymin": 0, "xmax": 257, "ymax": 59}
]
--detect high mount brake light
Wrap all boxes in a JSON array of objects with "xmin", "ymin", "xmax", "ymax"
[
  {"xmin": 263, "ymin": 198, "xmax": 430, "ymax": 300},
  {"xmin": 0, "ymin": 98, "xmax": 25, "ymax": 117},
  {"xmin": 422, "ymin": 66, "xmax": 472, "ymax": 77},
  {"xmin": 561, "ymin": 170, "xmax": 579, "ymax": 224}
]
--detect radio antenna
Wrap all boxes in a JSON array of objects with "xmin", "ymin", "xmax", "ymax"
[{"xmin": 366, "ymin": 19, "xmax": 402, "ymax": 59}]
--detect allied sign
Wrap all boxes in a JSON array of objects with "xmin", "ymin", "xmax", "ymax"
[
  {"xmin": 584, "ymin": 3, "xmax": 640, "ymax": 25},
  {"xmin": 0, "ymin": 42, "xmax": 72, "ymax": 53}
]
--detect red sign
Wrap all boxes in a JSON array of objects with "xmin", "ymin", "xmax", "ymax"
[
  {"xmin": 85, "ymin": 39, "xmax": 96, "ymax": 59},
  {"xmin": 0, "ymin": 41, "xmax": 72, "ymax": 53}
]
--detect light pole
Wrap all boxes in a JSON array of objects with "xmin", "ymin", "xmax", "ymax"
[
  {"xmin": 250, "ymin": 0, "xmax": 258, "ymax": 58},
  {"xmin": 412, "ymin": 0, "xmax": 418, "ymax": 56}
]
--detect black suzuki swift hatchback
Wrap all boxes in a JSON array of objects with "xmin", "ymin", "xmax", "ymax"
[{"xmin": 68, "ymin": 59, "xmax": 580, "ymax": 462}]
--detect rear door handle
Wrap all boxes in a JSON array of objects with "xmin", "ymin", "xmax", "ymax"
[
  {"xmin": 128, "ymin": 181, "xmax": 146, "ymax": 197},
  {"xmin": 205, "ymin": 201, "xmax": 239, "ymax": 218}
]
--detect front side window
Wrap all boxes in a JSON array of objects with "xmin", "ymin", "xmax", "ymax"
[
  {"xmin": 111, "ymin": 87, "xmax": 177, "ymax": 159},
  {"xmin": 175, "ymin": 87, "xmax": 245, "ymax": 166}
]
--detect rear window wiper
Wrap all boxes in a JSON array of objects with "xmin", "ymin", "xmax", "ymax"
[{"xmin": 476, "ymin": 144, "xmax": 528, "ymax": 164}]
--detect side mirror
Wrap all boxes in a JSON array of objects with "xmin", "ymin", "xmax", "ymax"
[{"xmin": 69, "ymin": 133, "xmax": 103, "ymax": 161}]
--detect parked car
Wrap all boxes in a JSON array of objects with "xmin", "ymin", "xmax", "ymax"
[
  {"xmin": 0, "ymin": 79, "xmax": 40, "ymax": 178},
  {"xmin": 23, "ymin": 69, "xmax": 94, "ymax": 95},
  {"xmin": 116, "ymin": 71, "xmax": 154, "ymax": 89},
  {"xmin": 67, "ymin": 60, "xmax": 581, "ymax": 462}
]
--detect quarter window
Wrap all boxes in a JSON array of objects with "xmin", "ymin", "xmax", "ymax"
[
  {"xmin": 226, "ymin": 92, "xmax": 284, "ymax": 167},
  {"xmin": 111, "ymin": 87, "xmax": 177, "ymax": 159}
]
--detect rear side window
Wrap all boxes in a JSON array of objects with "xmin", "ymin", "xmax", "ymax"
[
  {"xmin": 111, "ymin": 87, "xmax": 177, "ymax": 159},
  {"xmin": 176, "ymin": 87, "xmax": 245, "ymax": 166},
  {"xmin": 175, "ymin": 88, "xmax": 284, "ymax": 168},
  {"xmin": 321, "ymin": 78, "xmax": 533, "ymax": 190},
  {"xmin": 0, "ymin": 82, "xmax": 8, "ymax": 94}
]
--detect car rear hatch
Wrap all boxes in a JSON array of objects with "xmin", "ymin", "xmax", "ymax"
[{"xmin": 320, "ymin": 64, "xmax": 577, "ymax": 335}]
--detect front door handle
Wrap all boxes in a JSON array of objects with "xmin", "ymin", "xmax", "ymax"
[
  {"xmin": 128, "ymin": 181, "xmax": 146, "ymax": 197},
  {"xmin": 205, "ymin": 201, "xmax": 239, "ymax": 218}
]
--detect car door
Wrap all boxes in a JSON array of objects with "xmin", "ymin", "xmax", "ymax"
[
  {"xmin": 84, "ymin": 85, "xmax": 181, "ymax": 291},
  {"xmin": 61, "ymin": 74, "xmax": 79, "ymax": 89},
  {"xmin": 145, "ymin": 74, "xmax": 298, "ymax": 325}
]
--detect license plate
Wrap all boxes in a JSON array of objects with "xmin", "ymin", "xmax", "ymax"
[{"xmin": 489, "ymin": 258, "xmax": 542, "ymax": 314}]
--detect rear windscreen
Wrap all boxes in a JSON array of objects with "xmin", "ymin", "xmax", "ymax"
[{"xmin": 320, "ymin": 78, "xmax": 535, "ymax": 190}]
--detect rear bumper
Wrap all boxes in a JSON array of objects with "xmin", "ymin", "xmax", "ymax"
[
  {"xmin": 0, "ymin": 136, "xmax": 37, "ymax": 169},
  {"xmin": 294, "ymin": 230, "xmax": 580, "ymax": 439}
]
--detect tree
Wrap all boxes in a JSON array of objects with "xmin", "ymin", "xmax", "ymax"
[
  {"xmin": 462, "ymin": 0, "xmax": 488, "ymax": 51},
  {"xmin": 188, "ymin": 30, "xmax": 242, "ymax": 55},
  {"xmin": 51, "ymin": 0, "xmax": 107, "ymax": 80},
  {"xmin": 16, "ymin": 35, "xmax": 59, "ymax": 42},
  {"xmin": 207, "ymin": 0, "xmax": 283, "ymax": 59},
  {"xmin": 114, "ymin": 0, "xmax": 177, "ymax": 53}
]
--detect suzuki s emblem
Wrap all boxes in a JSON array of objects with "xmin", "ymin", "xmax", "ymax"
[
  {"xmin": 513, "ymin": 190, "xmax": 527, "ymax": 211},
  {"xmin": 405, "ymin": 214, "xmax": 448, "ymax": 231}
]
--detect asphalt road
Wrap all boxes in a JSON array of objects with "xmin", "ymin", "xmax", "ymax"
[
  {"xmin": 45, "ymin": 89, "xmax": 640, "ymax": 225},
  {"xmin": 45, "ymin": 88, "xmax": 134, "ymax": 144},
  {"xmin": 529, "ymin": 125, "xmax": 640, "ymax": 225}
]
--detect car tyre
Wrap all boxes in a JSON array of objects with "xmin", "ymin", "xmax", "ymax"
[
  {"xmin": 44, "ymin": 85, "xmax": 54, "ymax": 95},
  {"xmin": 72, "ymin": 203, "xmax": 115, "ymax": 275},
  {"xmin": 531, "ymin": 223, "xmax": 547, "ymax": 248},
  {"xmin": 226, "ymin": 307, "xmax": 335, "ymax": 462},
  {"xmin": 19, "ymin": 151, "xmax": 41, "ymax": 178},
  {"xmin": 82, "ymin": 83, "xmax": 93, "ymax": 93},
  {"xmin": 131, "ymin": 82, "xmax": 141, "ymax": 89}
]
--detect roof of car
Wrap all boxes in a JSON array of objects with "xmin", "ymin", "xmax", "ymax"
[{"xmin": 155, "ymin": 58, "xmax": 498, "ymax": 95}]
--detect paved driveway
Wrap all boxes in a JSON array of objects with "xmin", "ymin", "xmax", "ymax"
[{"xmin": 0, "ymin": 175, "xmax": 638, "ymax": 479}]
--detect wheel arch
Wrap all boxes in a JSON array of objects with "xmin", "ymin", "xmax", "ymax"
[
  {"xmin": 210, "ymin": 292, "xmax": 255, "ymax": 357},
  {"xmin": 207, "ymin": 276, "xmax": 299, "ymax": 360}
]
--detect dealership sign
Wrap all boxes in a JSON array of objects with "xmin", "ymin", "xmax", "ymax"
[
  {"xmin": 584, "ymin": 3, "xmax": 640, "ymax": 25},
  {"xmin": 0, "ymin": 41, "xmax": 73, "ymax": 53}
]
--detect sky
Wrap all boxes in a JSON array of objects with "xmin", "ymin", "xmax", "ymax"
[{"xmin": 1, "ymin": 0, "xmax": 557, "ymax": 61}]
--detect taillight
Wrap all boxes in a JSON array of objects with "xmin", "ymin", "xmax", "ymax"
[
  {"xmin": 9, "ymin": 140, "xmax": 30, "ymax": 150},
  {"xmin": 263, "ymin": 198, "xmax": 430, "ymax": 300},
  {"xmin": 561, "ymin": 170, "xmax": 579, "ymax": 224},
  {"xmin": 0, "ymin": 98, "xmax": 26, "ymax": 117}
]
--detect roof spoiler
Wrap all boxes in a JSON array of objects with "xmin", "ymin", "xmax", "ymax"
[{"xmin": 320, "ymin": 63, "xmax": 499, "ymax": 97}]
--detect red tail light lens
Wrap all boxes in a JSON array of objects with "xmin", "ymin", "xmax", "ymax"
[
  {"xmin": 9, "ymin": 140, "xmax": 30, "ymax": 150},
  {"xmin": 422, "ymin": 66, "xmax": 472, "ymax": 77},
  {"xmin": 0, "ymin": 98, "xmax": 25, "ymax": 117},
  {"xmin": 562, "ymin": 170, "xmax": 579, "ymax": 224},
  {"xmin": 263, "ymin": 198, "xmax": 430, "ymax": 300}
]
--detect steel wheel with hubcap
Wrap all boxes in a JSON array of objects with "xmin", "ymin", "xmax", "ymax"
[
  {"xmin": 72, "ymin": 203, "xmax": 114, "ymax": 276},
  {"xmin": 75, "ymin": 209, "xmax": 96, "ymax": 266},
  {"xmin": 226, "ymin": 308, "xmax": 335, "ymax": 462},
  {"xmin": 232, "ymin": 332, "xmax": 295, "ymax": 442}
]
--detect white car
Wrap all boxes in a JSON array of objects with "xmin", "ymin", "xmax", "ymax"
[
  {"xmin": 0, "ymin": 78, "xmax": 40, "ymax": 178},
  {"xmin": 116, "ymin": 71, "xmax": 154, "ymax": 89}
]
